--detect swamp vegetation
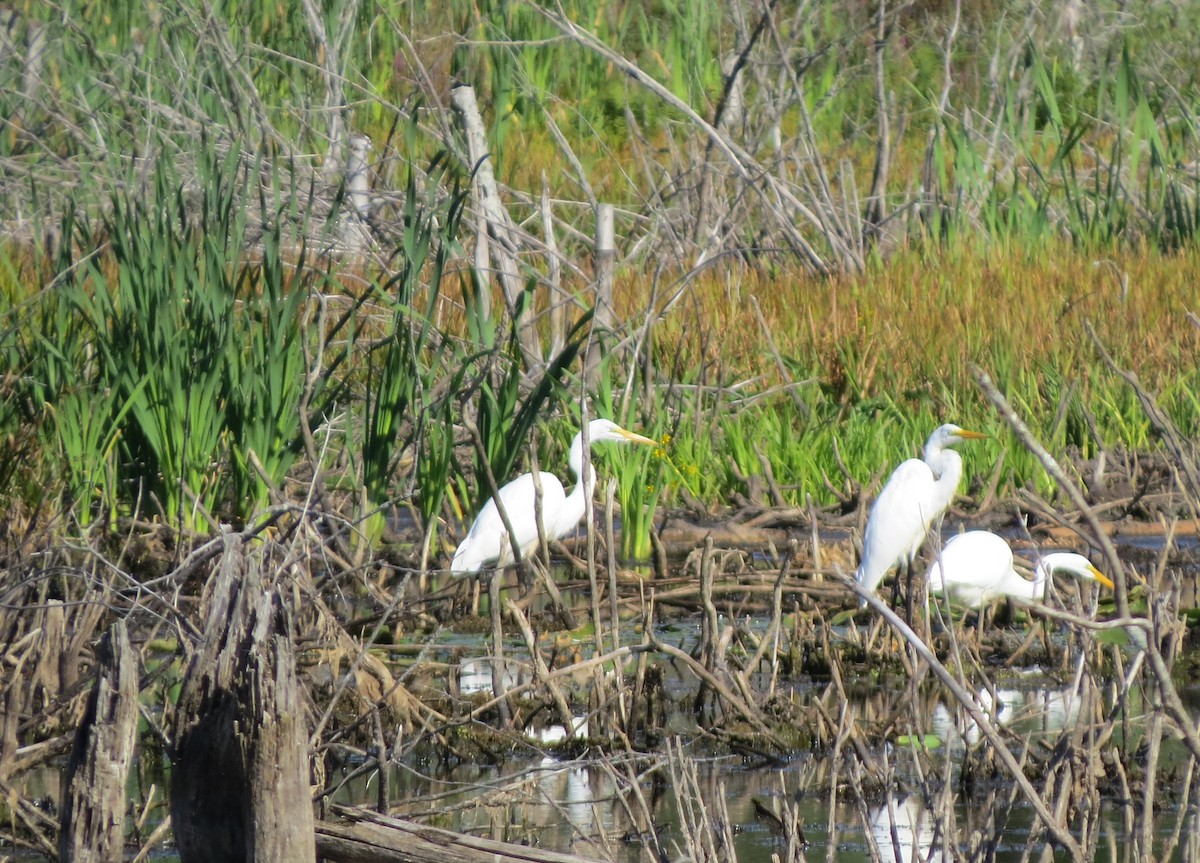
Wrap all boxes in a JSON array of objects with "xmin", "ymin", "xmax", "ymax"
[{"xmin": 2, "ymin": 0, "xmax": 1200, "ymax": 860}]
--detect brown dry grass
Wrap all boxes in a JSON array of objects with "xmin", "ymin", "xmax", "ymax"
[{"xmin": 616, "ymin": 243, "xmax": 1200, "ymax": 395}]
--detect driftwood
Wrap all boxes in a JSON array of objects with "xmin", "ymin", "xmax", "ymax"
[
  {"xmin": 58, "ymin": 619, "xmax": 139, "ymax": 863},
  {"xmin": 315, "ymin": 805, "xmax": 606, "ymax": 863},
  {"xmin": 170, "ymin": 535, "xmax": 315, "ymax": 863}
]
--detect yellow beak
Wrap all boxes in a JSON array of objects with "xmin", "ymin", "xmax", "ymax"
[
  {"xmin": 617, "ymin": 427, "xmax": 657, "ymax": 446},
  {"xmin": 1089, "ymin": 566, "xmax": 1115, "ymax": 590}
]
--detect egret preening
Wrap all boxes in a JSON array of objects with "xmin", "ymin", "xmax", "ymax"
[
  {"xmin": 854, "ymin": 423, "xmax": 987, "ymax": 604},
  {"xmin": 451, "ymin": 419, "xmax": 656, "ymax": 575},
  {"xmin": 926, "ymin": 530, "xmax": 1113, "ymax": 610}
]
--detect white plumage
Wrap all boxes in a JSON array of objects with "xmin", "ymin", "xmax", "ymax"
[
  {"xmin": 451, "ymin": 419, "xmax": 655, "ymax": 575},
  {"xmin": 926, "ymin": 530, "xmax": 1112, "ymax": 610},
  {"xmin": 854, "ymin": 423, "xmax": 987, "ymax": 601}
]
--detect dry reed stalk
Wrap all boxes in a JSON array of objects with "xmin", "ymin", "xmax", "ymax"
[
  {"xmin": 663, "ymin": 737, "xmax": 737, "ymax": 863},
  {"xmin": 975, "ymin": 365, "xmax": 1200, "ymax": 766},
  {"xmin": 697, "ymin": 537, "xmax": 719, "ymax": 704},
  {"xmin": 740, "ymin": 551, "xmax": 791, "ymax": 703},
  {"xmin": 451, "ymin": 85, "xmax": 541, "ymax": 365},
  {"xmin": 487, "ymin": 570, "xmax": 513, "ymax": 729},
  {"xmin": 646, "ymin": 633, "xmax": 781, "ymax": 744},
  {"xmin": 627, "ymin": 592, "xmax": 657, "ymax": 742},
  {"xmin": 507, "ymin": 601, "xmax": 576, "ymax": 735},
  {"xmin": 847, "ymin": 573, "xmax": 1084, "ymax": 855}
]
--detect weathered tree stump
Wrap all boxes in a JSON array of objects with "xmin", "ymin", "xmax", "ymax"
[
  {"xmin": 58, "ymin": 619, "xmax": 139, "ymax": 863},
  {"xmin": 170, "ymin": 536, "xmax": 315, "ymax": 863}
]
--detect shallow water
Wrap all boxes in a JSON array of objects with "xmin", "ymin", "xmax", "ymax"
[
  {"xmin": 328, "ymin": 715, "xmax": 1199, "ymax": 863},
  {"xmin": 10, "ymin": 530, "xmax": 1200, "ymax": 863},
  {"xmin": 312, "ymin": 640, "xmax": 1200, "ymax": 863},
  {"xmin": 12, "ymin": 654, "xmax": 1198, "ymax": 863}
]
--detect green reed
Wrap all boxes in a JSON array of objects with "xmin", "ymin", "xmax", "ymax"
[
  {"xmin": 224, "ymin": 163, "xmax": 327, "ymax": 522},
  {"xmin": 588, "ymin": 361, "xmax": 666, "ymax": 561},
  {"xmin": 4, "ymin": 142, "xmax": 344, "ymax": 531},
  {"xmin": 67, "ymin": 151, "xmax": 239, "ymax": 533},
  {"xmin": 359, "ymin": 151, "xmax": 466, "ymax": 547}
]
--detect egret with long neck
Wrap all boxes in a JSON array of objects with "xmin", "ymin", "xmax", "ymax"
[
  {"xmin": 926, "ymin": 530, "xmax": 1113, "ymax": 610},
  {"xmin": 854, "ymin": 423, "xmax": 988, "ymax": 603},
  {"xmin": 451, "ymin": 419, "xmax": 656, "ymax": 575}
]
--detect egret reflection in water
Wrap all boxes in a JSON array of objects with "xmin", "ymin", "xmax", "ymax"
[
  {"xmin": 930, "ymin": 682, "xmax": 1085, "ymax": 748},
  {"xmin": 869, "ymin": 793, "xmax": 944, "ymax": 863},
  {"xmin": 529, "ymin": 719, "xmax": 597, "ymax": 833},
  {"xmin": 458, "ymin": 656, "xmax": 527, "ymax": 695}
]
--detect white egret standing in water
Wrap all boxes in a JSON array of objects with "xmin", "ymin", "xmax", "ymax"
[
  {"xmin": 854, "ymin": 423, "xmax": 988, "ymax": 604},
  {"xmin": 451, "ymin": 419, "xmax": 656, "ymax": 575},
  {"xmin": 926, "ymin": 530, "xmax": 1113, "ymax": 610}
]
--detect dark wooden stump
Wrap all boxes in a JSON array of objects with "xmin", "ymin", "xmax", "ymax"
[
  {"xmin": 58, "ymin": 619, "xmax": 139, "ymax": 863},
  {"xmin": 170, "ymin": 536, "xmax": 315, "ymax": 863}
]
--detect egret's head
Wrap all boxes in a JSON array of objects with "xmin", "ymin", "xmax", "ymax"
[
  {"xmin": 585, "ymin": 418, "xmax": 656, "ymax": 447},
  {"xmin": 928, "ymin": 423, "xmax": 988, "ymax": 449},
  {"xmin": 1041, "ymin": 552, "xmax": 1114, "ymax": 589}
]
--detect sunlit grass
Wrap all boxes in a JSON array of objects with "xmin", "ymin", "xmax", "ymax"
[
  {"xmin": 6, "ymin": 0, "xmax": 1200, "ymax": 543},
  {"xmin": 632, "ymin": 246, "xmax": 1200, "ymax": 402},
  {"xmin": 597, "ymin": 242, "xmax": 1200, "ymax": 510}
]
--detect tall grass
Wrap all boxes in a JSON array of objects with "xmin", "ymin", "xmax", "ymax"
[
  {"xmin": 2, "ymin": 143, "xmax": 348, "ymax": 531},
  {"xmin": 5, "ymin": 0, "xmax": 1200, "ymax": 542},
  {"xmin": 64, "ymin": 152, "xmax": 239, "ymax": 532},
  {"xmin": 359, "ymin": 152, "xmax": 467, "ymax": 547},
  {"xmin": 225, "ymin": 166, "xmax": 331, "ymax": 521}
]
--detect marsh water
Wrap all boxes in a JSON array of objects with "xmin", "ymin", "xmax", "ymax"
[
  {"xmin": 336, "ymin": 632, "xmax": 1199, "ymax": 863},
  {"xmin": 13, "ymin": 640, "xmax": 1200, "ymax": 863},
  {"xmin": 9, "ymin": 533, "xmax": 1200, "ymax": 863}
]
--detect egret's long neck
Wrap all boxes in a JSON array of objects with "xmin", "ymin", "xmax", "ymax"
[
  {"xmin": 926, "ymin": 447, "xmax": 964, "ymax": 521},
  {"xmin": 559, "ymin": 432, "xmax": 596, "ymax": 535},
  {"xmin": 1030, "ymin": 560, "xmax": 1051, "ymax": 601},
  {"xmin": 566, "ymin": 434, "xmax": 596, "ymax": 495},
  {"xmin": 567, "ymin": 432, "xmax": 588, "ymax": 484}
]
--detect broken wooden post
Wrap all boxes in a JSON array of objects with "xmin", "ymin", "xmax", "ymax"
[
  {"xmin": 58, "ymin": 619, "xmax": 139, "ymax": 863},
  {"xmin": 170, "ymin": 536, "xmax": 315, "ymax": 863},
  {"xmin": 339, "ymin": 132, "xmax": 374, "ymax": 251},
  {"xmin": 451, "ymin": 84, "xmax": 542, "ymax": 366},
  {"xmin": 542, "ymin": 173, "xmax": 567, "ymax": 360},
  {"xmin": 584, "ymin": 203, "xmax": 615, "ymax": 390}
]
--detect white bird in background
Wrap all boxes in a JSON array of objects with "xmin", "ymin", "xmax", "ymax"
[
  {"xmin": 451, "ymin": 419, "xmax": 656, "ymax": 575},
  {"xmin": 854, "ymin": 423, "xmax": 988, "ymax": 602},
  {"xmin": 926, "ymin": 530, "xmax": 1113, "ymax": 610}
]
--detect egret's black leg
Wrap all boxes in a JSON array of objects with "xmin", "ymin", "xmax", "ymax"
[
  {"xmin": 890, "ymin": 564, "xmax": 903, "ymax": 612},
  {"xmin": 902, "ymin": 557, "xmax": 916, "ymax": 627}
]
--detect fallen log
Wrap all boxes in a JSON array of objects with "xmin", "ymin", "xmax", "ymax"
[{"xmin": 315, "ymin": 805, "xmax": 606, "ymax": 863}]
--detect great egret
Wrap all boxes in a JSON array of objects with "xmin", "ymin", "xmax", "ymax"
[
  {"xmin": 451, "ymin": 419, "xmax": 656, "ymax": 575},
  {"xmin": 854, "ymin": 423, "xmax": 987, "ymax": 602},
  {"xmin": 926, "ymin": 530, "xmax": 1113, "ymax": 610}
]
